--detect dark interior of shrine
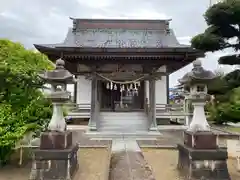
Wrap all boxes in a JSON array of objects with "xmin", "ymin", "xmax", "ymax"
[{"xmin": 100, "ymin": 80, "xmax": 145, "ymax": 111}]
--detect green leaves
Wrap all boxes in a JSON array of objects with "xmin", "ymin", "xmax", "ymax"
[
  {"xmin": 191, "ymin": 0, "xmax": 240, "ymax": 65},
  {"xmin": 205, "ymin": 25, "xmax": 239, "ymax": 39},
  {"xmin": 196, "ymin": 1, "xmax": 240, "ymax": 125},
  {"xmin": 207, "ymin": 69, "xmax": 240, "ymax": 124},
  {"xmin": 0, "ymin": 39, "xmax": 53, "ymax": 75},
  {"xmin": 191, "ymin": 33, "xmax": 225, "ymax": 52},
  {"xmin": 0, "ymin": 39, "xmax": 53, "ymax": 165},
  {"xmin": 205, "ymin": 1, "xmax": 236, "ymax": 26},
  {"xmin": 219, "ymin": 54, "xmax": 240, "ymax": 64}
]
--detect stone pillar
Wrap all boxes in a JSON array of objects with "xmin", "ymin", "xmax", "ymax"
[
  {"xmin": 144, "ymin": 80, "xmax": 149, "ymax": 102},
  {"xmin": 149, "ymin": 79, "xmax": 157, "ymax": 131},
  {"xmin": 189, "ymin": 101, "xmax": 210, "ymax": 131},
  {"xmin": 89, "ymin": 75, "xmax": 97, "ymax": 131}
]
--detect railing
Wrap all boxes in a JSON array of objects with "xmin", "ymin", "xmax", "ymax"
[
  {"xmin": 69, "ymin": 103, "xmax": 185, "ymax": 111},
  {"xmin": 67, "ymin": 102, "xmax": 193, "ymax": 118},
  {"xmin": 156, "ymin": 103, "xmax": 184, "ymax": 112},
  {"xmin": 14, "ymin": 132, "xmax": 39, "ymax": 166},
  {"xmin": 66, "ymin": 103, "xmax": 91, "ymax": 111}
]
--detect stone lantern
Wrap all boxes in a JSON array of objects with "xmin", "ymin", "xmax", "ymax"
[
  {"xmin": 38, "ymin": 58, "xmax": 73, "ymax": 132},
  {"xmin": 177, "ymin": 60, "xmax": 230, "ymax": 180},
  {"xmin": 179, "ymin": 59, "xmax": 215, "ymax": 132},
  {"xmin": 30, "ymin": 58, "xmax": 79, "ymax": 180}
]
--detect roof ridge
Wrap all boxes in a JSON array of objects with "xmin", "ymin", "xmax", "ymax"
[{"xmin": 69, "ymin": 17, "xmax": 172, "ymax": 22}]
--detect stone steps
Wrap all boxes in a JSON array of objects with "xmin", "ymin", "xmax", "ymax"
[
  {"xmin": 85, "ymin": 131, "xmax": 161, "ymax": 140},
  {"xmin": 99, "ymin": 112, "xmax": 148, "ymax": 132}
]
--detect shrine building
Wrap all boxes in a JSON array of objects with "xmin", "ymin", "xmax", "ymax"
[{"xmin": 35, "ymin": 18, "xmax": 204, "ymax": 132}]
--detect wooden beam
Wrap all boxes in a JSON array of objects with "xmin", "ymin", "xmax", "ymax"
[
  {"xmin": 64, "ymin": 56, "xmax": 195, "ymax": 75},
  {"xmin": 75, "ymin": 71, "xmax": 167, "ymax": 75},
  {"xmin": 55, "ymin": 47, "xmax": 202, "ymax": 54},
  {"xmin": 65, "ymin": 56, "xmax": 190, "ymax": 64},
  {"xmin": 64, "ymin": 54, "xmax": 190, "ymax": 59}
]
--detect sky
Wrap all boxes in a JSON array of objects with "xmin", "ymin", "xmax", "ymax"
[{"xmin": 0, "ymin": 0, "xmax": 236, "ymax": 88}]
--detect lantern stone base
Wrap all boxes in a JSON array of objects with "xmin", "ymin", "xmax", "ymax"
[
  {"xmin": 184, "ymin": 131, "xmax": 217, "ymax": 149},
  {"xmin": 40, "ymin": 131, "xmax": 73, "ymax": 149},
  {"xmin": 29, "ymin": 131, "xmax": 79, "ymax": 180},
  {"xmin": 177, "ymin": 131, "xmax": 231, "ymax": 180},
  {"xmin": 30, "ymin": 145, "xmax": 79, "ymax": 180}
]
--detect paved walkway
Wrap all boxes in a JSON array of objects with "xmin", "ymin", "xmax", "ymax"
[
  {"xmin": 109, "ymin": 138, "xmax": 156, "ymax": 180},
  {"xmin": 111, "ymin": 138, "xmax": 141, "ymax": 152}
]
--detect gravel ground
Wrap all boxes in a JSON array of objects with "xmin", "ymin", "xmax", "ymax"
[
  {"xmin": 138, "ymin": 130, "xmax": 183, "ymax": 147},
  {"xmin": 0, "ymin": 129, "xmax": 111, "ymax": 180},
  {"xmin": 142, "ymin": 149, "xmax": 183, "ymax": 180},
  {"xmin": 109, "ymin": 151, "xmax": 156, "ymax": 180},
  {"xmin": 71, "ymin": 129, "xmax": 111, "ymax": 147},
  {"xmin": 0, "ymin": 148, "xmax": 110, "ymax": 180},
  {"xmin": 142, "ymin": 148, "xmax": 240, "ymax": 180},
  {"xmin": 0, "ymin": 165, "xmax": 30, "ymax": 180},
  {"xmin": 1, "ymin": 128, "xmax": 239, "ymax": 180},
  {"xmin": 74, "ymin": 148, "xmax": 110, "ymax": 180}
]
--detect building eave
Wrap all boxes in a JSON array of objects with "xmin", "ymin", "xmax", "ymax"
[{"xmin": 34, "ymin": 44, "xmax": 203, "ymax": 55}]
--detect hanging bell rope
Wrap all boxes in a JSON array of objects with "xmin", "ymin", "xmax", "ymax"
[{"xmin": 95, "ymin": 72, "xmax": 146, "ymax": 84}]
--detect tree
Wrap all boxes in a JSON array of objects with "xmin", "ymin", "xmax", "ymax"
[
  {"xmin": 0, "ymin": 39, "xmax": 53, "ymax": 165},
  {"xmin": 191, "ymin": 0, "xmax": 240, "ymax": 65},
  {"xmin": 191, "ymin": 0, "xmax": 240, "ymax": 124},
  {"xmin": 207, "ymin": 86, "xmax": 240, "ymax": 124}
]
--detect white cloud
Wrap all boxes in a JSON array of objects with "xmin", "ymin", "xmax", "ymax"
[
  {"xmin": 0, "ymin": 11, "xmax": 21, "ymax": 21},
  {"xmin": 91, "ymin": 10, "xmax": 169, "ymax": 20},
  {"xmin": 177, "ymin": 36, "xmax": 191, "ymax": 45},
  {"xmin": 77, "ymin": 0, "xmax": 113, "ymax": 8}
]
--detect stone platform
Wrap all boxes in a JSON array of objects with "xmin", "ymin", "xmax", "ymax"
[
  {"xmin": 177, "ymin": 131, "xmax": 231, "ymax": 180},
  {"xmin": 30, "ymin": 131, "xmax": 79, "ymax": 180},
  {"xmin": 30, "ymin": 145, "xmax": 79, "ymax": 180},
  {"xmin": 177, "ymin": 144, "xmax": 230, "ymax": 180}
]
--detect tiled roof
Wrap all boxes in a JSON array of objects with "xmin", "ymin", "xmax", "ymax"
[
  {"xmin": 35, "ymin": 19, "xmax": 190, "ymax": 49},
  {"xmin": 58, "ymin": 28, "xmax": 187, "ymax": 48},
  {"xmin": 73, "ymin": 18, "xmax": 170, "ymax": 30}
]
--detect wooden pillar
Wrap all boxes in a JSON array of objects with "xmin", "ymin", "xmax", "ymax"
[
  {"xmin": 148, "ymin": 80, "xmax": 152, "ymax": 128},
  {"xmin": 96, "ymin": 80, "xmax": 101, "ymax": 129},
  {"xmin": 89, "ymin": 75, "xmax": 97, "ymax": 131},
  {"xmin": 73, "ymin": 82, "xmax": 77, "ymax": 103},
  {"xmin": 149, "ymin": 79, "xmax": 157, "ymax": 130},
  {"xmin": 166, "ymin": 74, "xmax": 170, "ymax": 104}
]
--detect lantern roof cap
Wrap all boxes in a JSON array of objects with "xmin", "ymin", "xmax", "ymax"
[
  {"xmin": 39, "ymin": 58, "xmax": 74, "ymax": 83},
  {"xmin": 178, "ymin": 60, "xmax": 216, "ymax": 85},
  {"xmin": 56, "ymin": 58, "xmax": 65, "ymax": 69}
]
